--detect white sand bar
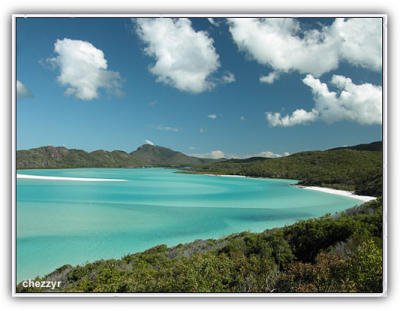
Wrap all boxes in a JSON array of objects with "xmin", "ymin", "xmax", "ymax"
[
  {"xmin": 304, "ymin": 186, "xmax": 376, "ymax": 202},
  {"xmin": 205, "ymin": 174, "xmax": 247, "ymax": 178},
  {"xmin": 17, "ymin": 174, "xmax": 127, "ymax": 182}
]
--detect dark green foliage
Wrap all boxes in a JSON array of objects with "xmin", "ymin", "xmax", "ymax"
[
  {"xmin": 17, "ymin": 146, "xmax": 147, "ymax": 169},
  {"xmin": 17, "ymin": 144, "xmax": 219, "ymax": 169},
  {"xmin": 17, "ymin": 199, "xmax": 383, "ymax": 294},
  {"xmin": 328, "ymin": 141, "xmax": 382, "ymax": 152},
  {"xmin": 188, "ymin": 146, "xmax": 382, "ymax": 197},
  {"xmin": 17, "ymin": 142, "xmax": 383, "ymax": 198},
  {"xmin": 130, "ymin": 144, "xmax": 219, "ymax": 168}
]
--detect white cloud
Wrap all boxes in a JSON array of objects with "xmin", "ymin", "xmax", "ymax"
[
  {"xmin": 260, "ymin": 71, "xmax": 280, "ymax": 84},
  {"xmin": 232, "ymin": 151, "xmax": 290, "ymax": 159},
  {"xmin": 221, "ymin": 71, "xmax": 235, "ymax": 84},
  {"xmin": 257, "ymin": 151, "xmax": 290, "ymax": 158},
  {"xmin": 135, "ymin": 18, "xmax": 220, "ymax": 93},
  {"xmin": 208, "ymin": 114, "xmax": 217, "ymax": 119},
  {"xmin": 17, "ymin": 80, "xmax": 33, "ymax": 99},
  {"xmin": 208, "ymin": 18, "xmax": 220, "ymax": 27},
  {"xmin": 200, "ymin": 128, "xmax": 206, "ymax": 133},
  {"xmin": 266, "ymin": 109, "xmax": 319, "ymax": 127},
  {"xmin": 47, "ymin": 38, "xmax": 123, "ymax": 100},
  {"xmin": 332, "ymin": 18, "xmax": 382, "ymax": 71},
  {"xmin": 193, "ymin": 150, "xmax": 290, "ymax": 159},
  {"xmin": 191, "ymin": 150, "xmax": 225, "ymax": 159},
  {"xmin": 266, "ymin": 74, "xmax": 382, "ymax": 127},
  {"xmin": 210, "ymin": 150, "xmax": 225, "ymax": 159},
  {"xmin": 228, "ymin": 18, "xmax": 382, "ymax": 77},
  {"xmin": 145, "ymin": 139, "xmax": 154, "ymax": 145},
  {"xmin": 156, "ymin": 125, "xmax": 179, "ymax": 132},
  {"xmin": 188, "ymin": 146, "xmax": 196, "ymax": 150},
  {"xmin": 303, "ymin": 74, "xmax": 382, "ymax": 125},
  {"xmin": 240, "ymin": 116, "xmax": 245, "ymax": 121}
]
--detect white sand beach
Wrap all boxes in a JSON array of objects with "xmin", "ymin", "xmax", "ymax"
[
  {"xmin": 207, "ymin": 173, "xmax": 377, "ymax": 203},
  {"xmin": 17, "ymin": 174, "xmax": 127, "ymax": 182},
  {"xmin": 303, "ymin": 186, "xmax": 376, "ymax": 202},
  {"xmin": 205, "ymin": 174, "xmax": 247, "ymax": 178},
  {"xmin": 206, "ymin": 174, "xmax": 376, "ymax": 202}
]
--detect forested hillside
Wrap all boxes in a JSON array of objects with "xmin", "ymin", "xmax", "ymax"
[
  {"xmin": 16, "ymin": 144, "xmax": 218, "ymax": 169},
  {"xmin": 188, "ymin": 143, "xmax": 382, "ymax": 197},
  {"xmin": 130, "ymin": 144, "xmax": 219, "ymax": 167},
  {"xmin": 17, "ymin": 142, "xmax": 383, "ymax": 197}
]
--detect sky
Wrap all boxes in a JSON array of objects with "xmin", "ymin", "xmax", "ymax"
[{"xmin": 16, "ymin": 16, "xmax": 383, "ymax": 158}]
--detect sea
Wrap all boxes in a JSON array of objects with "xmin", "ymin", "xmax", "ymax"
[{"xmin": 16, "ymin": 168, "xmax": 364, "ymax": 282}]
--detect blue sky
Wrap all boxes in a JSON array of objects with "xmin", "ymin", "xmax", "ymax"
[{"xmin": 16, "ymin": 17, "xmax": 383, "ymax": 158}]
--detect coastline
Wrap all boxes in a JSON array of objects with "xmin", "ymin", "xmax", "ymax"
[
  {"xmin": 202, "ymin": 172, "xmax": 376, "ymax": 203},
  {"xmin": 17, "ymin": 170, "xmax": 376, "ymax": 202},
  {"xmin": 293, "ymin": 184, "xmax": 376, "ymax": 202},
  {"xmin": 16, "ymin": 174, "xmax": 127, "ymax": 182}
]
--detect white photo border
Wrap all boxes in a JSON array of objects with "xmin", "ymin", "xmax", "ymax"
[{"xmin": 11, "ymin": 13, "xmax": 387, "ymax": 297}]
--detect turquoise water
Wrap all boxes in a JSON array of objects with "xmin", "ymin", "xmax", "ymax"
[{"xmin": 16, "ymin": 168, "xmax": 363, "ymax": 282}]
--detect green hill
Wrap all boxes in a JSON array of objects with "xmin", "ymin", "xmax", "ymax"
[
  {"xmin": 187, "ymin": 142, "xmax": 383, "ymax": 197},
  {"xmin": 130, "ymin": 144, "xmax": 219, "ymax": 168},
  {"xmin": 17, "ymin": 142, "xmax": 383, "ymax": 197},
  {"xmin": 16, "ymin": 144, "xmax": 219, "ymax": 169},
  {"xmin": 16, "ymin": 146, "xmax": 147, "ymax": 169},
  {"xmin": 328, "ymin": 141, "xmax": 383, "ymax": 152}
]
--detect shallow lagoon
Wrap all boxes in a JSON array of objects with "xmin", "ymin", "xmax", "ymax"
[{"xmin": 16, "ymin": 168, "xmax": 363, "ymax": 282}]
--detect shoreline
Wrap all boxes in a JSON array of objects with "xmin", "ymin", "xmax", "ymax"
[
  {"xmin": 202, "ymin": 172, "xmax": 376, "ymax": 203},
  {"xmin": 292, "ymin": 184, "xmax": 376, "ymax": 202},
  {"xmin": 17, "ymin": 170, "xmax": 377, "ymax": 202},
  {"xmin": 16, "ymin": 174, "xmax": 127, "ymax": 182}
]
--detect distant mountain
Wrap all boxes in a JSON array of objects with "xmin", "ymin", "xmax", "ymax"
[
  {"xmin": 328, "ymin": 141, "xmax": 382, "ymax": 152},
  {"xmin": 16, "ymin": 142, "xmax": 383, "ymax": 197},
  {"xmin": 130, "ymin": 144, "xmax": 219, "ymax": 168},
  {"xmin": 16, "ymin": 144, "xmax": 218, "ymax": 169},
  {"xmin": 17, "ymin": 146, "xmax": 147, "ymax": 169}
]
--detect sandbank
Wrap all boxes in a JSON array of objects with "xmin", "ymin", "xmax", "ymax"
[
  {"xmin": 17, "ymin": 174, "xmax": 127, "ymax": 182},
  {"xmin": 301, "ymin": 186, "xmax": 376, "ymax": 202}
]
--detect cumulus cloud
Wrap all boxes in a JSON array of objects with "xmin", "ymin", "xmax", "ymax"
[
  {"xmin": 155, "ymin": 125, "xmax": 179, "ymax": 132},
  {"xmin": 210, "ymin": 150, "xmax": 225, "ymax": 159},
  {"xmin": 17, "ymin": 80, "xmax": 33, "ymax": 99},
  {"xmin": 47, "ymin": 38, "xmax": 123, "ymax": 100},
  {"xmin": 191, "ymin": 150, "xmax": 225, "ymax": 159},
  {"xmin": 228, "ymin": 18, "xmax": 382, "ymax": 77},
  {"xmin": 193, "ymin": 150, "xmax": 290, "ymax": 159},
  {"xmin": 256, "ymin": 151, "xmax": 290, "ymax": 158},
  {"xmin": 208, "ymin": 114, "xmax": 217, "ymax": 119},
  {"xmin": 231, "ymin": 151, "xmax": 290, "ymax": 159},
  {"xmin": 260, "ymin": 71, "xmax": 280, "ymax": 84},
  {"xmin": 135, "ymin": 18, "xmax": 220, "ymax": 93},
  {"xmin": 266, "ymin": 74, "xmax": 382, "ymax": 127},
  {"xmin": 266, "ymin": 109, "xmax": 319, "ymax": 127},
  {"xmin": 221, "ymin": 71, "xmax": 235, "ymax": 84},
  {"xmin": 145, "ymin": 139, "xmax": 154, "ymax": 145}
]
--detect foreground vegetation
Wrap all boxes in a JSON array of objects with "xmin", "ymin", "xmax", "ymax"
[{"xmin": 17, "ymin": 198, "xmax": 383, "ymax": 294}]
